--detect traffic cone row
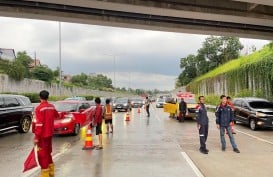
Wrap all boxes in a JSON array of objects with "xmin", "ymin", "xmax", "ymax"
[{"xmin": 82, "ymin": 125, "xmax": 94, "ymax": 150}]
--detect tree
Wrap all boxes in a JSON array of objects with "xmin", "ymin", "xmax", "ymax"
[
  {"xmin": 177, "ymin": 55, "xmax": 198, "ymax": 86},
  {"xmin": 198, "ymin": 36, "xmax": 243, "ymax": 70},
  {"xmin": 0, "ymin": 59, "xmax": 9, "ymax": 73},
  {"xmin": 16, "ymin": 51, "xmax": 33, "ymax": 78},
  {"xmin": 87, "ymin": 74, "xmax": 113, "ymax": 89},
  {"xmin": 6, "ymin": 60, "xmax": 26, "ymax": 81},
  {"xmin": 53, "ymin": 67, "xmax": 60, "ymax": 77},
  {"xmin": 269, "ymin": 41, "xmax": 273, "ymax": 49},
  {"xmin": 71, "ymin": 73, "xmax": 88, "ymax": 86},
  {"xmin": 176, "ymin": 36, "xmax": 244, "ymax": 87},
  {"xmin": 31, "ymin": 66, "xmax": 54, "ymax": 82}
]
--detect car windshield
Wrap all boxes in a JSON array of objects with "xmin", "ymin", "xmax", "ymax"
[
  {"xmin": 249, "ymin": 101, "xmax": 273, "ymax": 109},
  {"xmin": 115, "ymin": 99, "xmax": 128, "ymax": 103},
  {"xmin": 54, "ymin": 102, "xmax": 79, "ymax": 112},
  {"xmin": 131, "ymin": 99, "xmax": 142, "ymax": 102},
  {"xmin": 156, "ymin": 98, "xmax": 165, "ymax": 102},
  {"xmin": 184, "ymin": 99, "xmax": 196, "ymax": 104}
]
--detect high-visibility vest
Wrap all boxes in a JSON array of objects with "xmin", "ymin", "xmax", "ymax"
[{"xmin": 104, "ymin": 104, "xmax": 112, "ymax": 119}]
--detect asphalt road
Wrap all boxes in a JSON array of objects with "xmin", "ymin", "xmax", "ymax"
[{"xmin": 1, "ymin": 104, "xmax": 273, "ymax": 177}]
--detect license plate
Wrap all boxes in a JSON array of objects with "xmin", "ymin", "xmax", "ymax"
[{"xmin": 117, "ymin": 106, "xmax": 121, "ymax": 108}]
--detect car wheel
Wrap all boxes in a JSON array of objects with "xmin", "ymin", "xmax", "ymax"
[
  {"xmin": 18, "ymin": 117, "xmax": 31, "ymax": 133},
  {"xmin": 73, "ymin": 123, "xmax": 80, "ymax": 136},
  {"xmin": 250, "ymin": 119, "xmax": 257, "ymax": 131}
]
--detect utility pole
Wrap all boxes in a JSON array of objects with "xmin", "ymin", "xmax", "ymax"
[
  {"xmin": 59, "ymin": 22, "xmax": 62, "ymax": 96},
  {"xmin": 103, "ymin": 53, "xmax": 125, "ymax": 91}
]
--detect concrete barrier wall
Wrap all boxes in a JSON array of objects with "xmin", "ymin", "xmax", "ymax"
[
  {"xmin": 0, "ymin": 74, "xmax": 130, "ymax": 97},
  {"xmin": 186, "ymin": 72, "xmax": 272, "ymax": 100}
]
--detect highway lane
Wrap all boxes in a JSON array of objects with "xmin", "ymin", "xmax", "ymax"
[
  {"xmin": 0, "ymin": 129, "xmax": 80, "ymax": 177},
  {"xmin": 0, "ymin": 103, "xmax": 272, "ymax": 177},
  {"xmin": 153, "ymin": 106, "xmax": 273, "ymax": 177}
]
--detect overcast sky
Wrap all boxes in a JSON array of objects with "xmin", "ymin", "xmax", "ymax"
[{"xmin": 0, "ymin": 17, "xmax": 269, "ymax": 90}]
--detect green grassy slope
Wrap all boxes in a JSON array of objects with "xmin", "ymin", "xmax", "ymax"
[{"xmin": 193, "ymin": 45, "xmax": 273, "ymax": 82}]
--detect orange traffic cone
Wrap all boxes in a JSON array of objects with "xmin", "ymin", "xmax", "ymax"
[
  {"xmin": 82, "ymin": 125, "xmax": 94, "ymax": 150},
  {"xmin": 137, "ymin": 107, "xmax": 141, "ymax": 113},
  {"xmin": 125, "ymin": 112, "xmax": 130, "ymax": 121}
]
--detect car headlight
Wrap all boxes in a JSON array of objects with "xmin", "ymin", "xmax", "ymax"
[
  {"xmin": 62, "ymin": 114, "xmax": 74, "ymax": 123},
  {"xmin": 62, "ymin": 117, "xmax": 72, "ymax": 123},
  {"xmin": 123, "ymin": 103, "xmax": 128, "ymax": 106},
  {"xmin": 256, "ymin": 112, "xmax": 267, "ymax": 117},
  {"xmin": 113, "ymin": 103, "xmax": 116, "ymax": 106}
]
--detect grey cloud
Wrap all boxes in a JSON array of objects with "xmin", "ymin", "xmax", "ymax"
[{"xmin": 0, "ymin": 17, "xmax": 269, "ymax": 90}]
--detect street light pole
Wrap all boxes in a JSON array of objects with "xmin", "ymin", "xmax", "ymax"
[
  {"xmin": 113, "ymin": 55, "xmax": 116, "ymax": 89},
  {"xmin": 59, "ymin": 21, "xmax": 62, "ymax": 96}
]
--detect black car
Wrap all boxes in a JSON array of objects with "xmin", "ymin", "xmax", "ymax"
[
  {"xmin": 0, "ymin": 94, "xmax": 34, "ymax": 133},
  {"xmin": 112, "ymin": 98, "xmax": 131, "ymax": 112},
  {"xmin": 233, "ymin": 97, "xmax": 273, "ymax": 130}
]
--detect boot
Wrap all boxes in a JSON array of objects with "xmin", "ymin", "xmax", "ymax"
[
  {"xmin": 49, "ymin": 163, "xmax": 55, "ymax": 177},
  {"xmin": 40, "ymin": 168, "xmax": 50, "ymax": 177}
]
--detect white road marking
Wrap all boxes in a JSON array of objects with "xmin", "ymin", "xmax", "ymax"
[
  {"xmin": 181, "ymin": 152, "xmax": 204, "ymax": 177},
  {"xmin": 236, "ymin": 129, "xmax": 273, "ymax": 145}
]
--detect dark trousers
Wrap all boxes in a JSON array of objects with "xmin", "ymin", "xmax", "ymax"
[
  {"xmin": 179, "ymin": 111, "xmax": 186, "ymax": 122},
  {"xmin": 199, "ymin": 124, "xmax": 208, "ymax": 150},
  {"xmin": 146, "ymin": 105, "xmax": 150, "ymax": 117}
]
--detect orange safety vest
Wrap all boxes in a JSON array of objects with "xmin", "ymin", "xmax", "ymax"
[{"xmin": 104, "ymin": 104, "xmax": 112, "ymax": 120}]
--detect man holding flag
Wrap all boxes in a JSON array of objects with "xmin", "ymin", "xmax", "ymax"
[{"xmin": 33, "ymin": 90, "xmax": 59, "ymax": 177}]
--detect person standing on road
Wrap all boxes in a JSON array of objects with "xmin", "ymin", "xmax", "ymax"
[
  {"xmin": 215, "ymin": 95, "xmax": 240, "ymax": 153},
  {"xmin": 227, "ymin": 96, "xmax": 236, "ymax": 134},
  {"xmin": 93, "ymin": 97, "xmax": 103, "ymax": 150},
  {"xmin": 33, "ymin": 90, "xmax": 59, "ymax": 177},
  {"xmin": 145, "ymin": 96, "xmax": 150, "ymax": 117},
  {"xmin": 196, "ymin": 96, "xmax": 209, "ymax": 154},
  {"xmin": 179, "ymin": 98, "xmax": 187, "ymax": 122},
  {"xmin": 104, "ymin": 99, "xmax": 113, "ymax": 134}
]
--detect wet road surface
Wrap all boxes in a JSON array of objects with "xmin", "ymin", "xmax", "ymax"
[
  {"xmin": 1, "ymin": 104, "xmax": 273, "ymax": 177},
  {"xmin": 27, "ymin": 105, "xmax": 200, "ymax": 177}
]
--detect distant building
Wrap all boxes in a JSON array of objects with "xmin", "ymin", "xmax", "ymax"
[
  {"xmin": 0, "ymin": 48, "xmax": 16, "ymax": 60},
  {"xmin": 29, "ymin": 59, "xmax": 42, "ymax": 68},
  {"xmin": 63, "ymin": 74, "xmax": 72, "ymax": 82}
]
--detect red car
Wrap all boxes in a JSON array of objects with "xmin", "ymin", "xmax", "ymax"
[{"xmin": 53, "ymin": 100, "xmax": 95, "ymax": 135}]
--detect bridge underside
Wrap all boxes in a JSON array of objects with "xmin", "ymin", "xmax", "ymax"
[{"xmin": 0, "ymin": 0, "xmax": 273, "ymax": 39}]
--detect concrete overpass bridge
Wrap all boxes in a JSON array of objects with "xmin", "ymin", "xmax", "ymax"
[{"xmin": 0, "ymin": 0, "xmax": 272, "ymax": 39}]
